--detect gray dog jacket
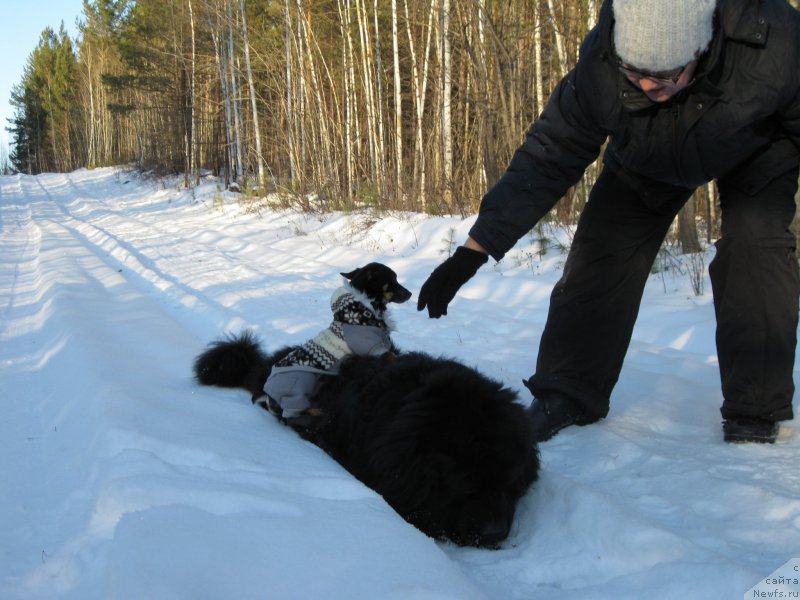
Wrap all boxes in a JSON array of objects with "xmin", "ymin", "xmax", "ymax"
[{"xmin": 262, "ymin": 284, "xmax": 394, "ymax": 419}]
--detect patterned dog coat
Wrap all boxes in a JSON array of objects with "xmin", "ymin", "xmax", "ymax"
[{"xmin": 262, "ymin": 284, "xmax": 395, "ymax": 420}]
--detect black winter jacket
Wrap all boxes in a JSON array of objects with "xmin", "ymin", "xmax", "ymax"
[{"xmin": 470, "ymin": 0, "xmax": 800, "ymax": 261}]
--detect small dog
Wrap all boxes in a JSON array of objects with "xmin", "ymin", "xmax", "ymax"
[
  {"xmin": 197, "ymin": 263, "xmax": 411, "ymax": 426},
  {"xmin": 193, "ymin": 263, "xmax": 539, "ymax": 547}
]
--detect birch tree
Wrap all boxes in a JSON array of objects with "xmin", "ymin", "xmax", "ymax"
[
  {"xmin": 546, "ymin": 0, "xmax": 570, "ymax": 79},
  {"xmin": 391, "ymin": 0, "xmax": 403, "ymax": 202},
  {"xmin": 238, "ymin": 0, "xmax": 266, "ymax": 190},
  {"xmin": 226, "ymin": 0, "xmax": 244, "ymax": 183},
  {"xmin": 440, "ymin": 0, "xmax": 453, "ymax": 207},
  {"xmin": 403, "ymin": 0, "xmax": 436, "ymax": 209},
  {"xmin": 187, "ymin": 0, "xmax": 198, "ymax": 186}
]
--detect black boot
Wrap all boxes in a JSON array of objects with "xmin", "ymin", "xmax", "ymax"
[
  {"xmin": 527, "ymin": 392, "xmax": 599, "ymax": 442},
  {"xmin": 722, "ymin": 417, "xmax": 779, "ymax": 444}
]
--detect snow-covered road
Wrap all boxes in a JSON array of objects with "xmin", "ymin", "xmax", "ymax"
[{"xmin": 2, "ymin": 168, "xmax": 798, "ymax": 599}]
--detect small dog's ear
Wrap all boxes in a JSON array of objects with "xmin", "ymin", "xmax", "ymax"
[{"xmin": 340, "ymin": 268, "xmax": 359, "ymax": 281}]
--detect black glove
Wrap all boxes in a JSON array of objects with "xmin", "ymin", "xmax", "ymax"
[{"xmin": 417, "ymin": 246, "xmax": 489, "ymax": 318}]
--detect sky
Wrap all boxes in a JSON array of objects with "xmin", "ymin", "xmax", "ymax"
[{"xmin": 0, "ymin": 0, "xmax": 86, "ymax": 156}]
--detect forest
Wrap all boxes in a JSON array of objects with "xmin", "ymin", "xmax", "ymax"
[{"xmin": 7, "ymin": 0, "xmax": 800, "ymax": 249}]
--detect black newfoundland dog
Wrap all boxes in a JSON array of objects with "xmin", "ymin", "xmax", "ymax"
[{"xmin": 194, "ymin": 334, "xmax": 539, "ymax": 548}]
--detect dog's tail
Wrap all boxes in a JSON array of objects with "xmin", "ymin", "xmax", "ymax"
[{"xmin": 193, "ymin": 331, "xmax": 271, "ymax": 397}]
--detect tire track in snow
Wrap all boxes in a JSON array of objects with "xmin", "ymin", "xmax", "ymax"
[
  {"xmin": 1, "ymin": 173, "xmax": 262, "ymax": 592},
  {"xmin": 25, "ymin": 172, "xmax": 261, "ymax": 337},
  {"xmin": 40, "ymin": 171, "xmax": 355, "ymax": 340},
  {"xmin": 0, "ymin": 175, "xmax": 44, "ymax": 340}
]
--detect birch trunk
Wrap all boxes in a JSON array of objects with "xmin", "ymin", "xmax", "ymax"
[
  {"xmin": 284, "ymin": 0, "xmax": 297, "ymax": 185},
  {"xmin": 188, "ymin": 0, "xmax": 198, "ymax": 187},
  {"xmin": 295, "ymin": 0, "xmax": 307, "ymax": 188},
  {"xmin": 87, "ymin": 57, "xmax": 96, "ymax": 167},
  {"xmin": 391, "ymin": 0, "xmax": 403, "ymax": 202},
  {"xmin": 336, "ymin": 0, "xmax": 353, "ymax": 199},
  {"xmin": 355, "ymin": 0, "xmax": 378, "ymax": 182},
  {"xmin": 404, "ymin": 0, "xmax": 436, "ymax": 209},
  {"xmin": 204, "ymin": 0, "xmax": 233, "ymax": 185},
  {"xmin": 239, "ymin": 0, "xmax": 266, "ymax": 190},
  {"xmin": 546, "ymin": 0, "xmax": 570, "ymax": 78},
  {"xmin": 226, "ymin": 0, "xmax": 244, "ymax": 183},
  {"xmin": 440, "ymin": 0, "xmax": 453, "ymax": 206},
  {"xmin": 297, "ymin": 0, "xmax": 336, "ymax": 197},
  {"xmin": 475, "ymin": 0, "xmax": 493, "ymax": 190},
  {"xmin": 587, "ymin": 0, "xmax": 598, "ymax": 30},
  {"xmin": 534, "ymin": 0, "xmax": 545, "ymax": 116},
  {"xmin": 372, "ymin": 0, "xmax": 386, "ymax": 193}
]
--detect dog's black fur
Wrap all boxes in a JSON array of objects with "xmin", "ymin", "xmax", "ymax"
[{"xmin": 193, "ymin": 263, "xmax": 539, "ymax": 547}]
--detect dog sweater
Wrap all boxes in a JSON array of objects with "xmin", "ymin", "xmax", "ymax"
[{"xmin": 262, "ymin": 284, "xmax": 394, "ymax": 420}]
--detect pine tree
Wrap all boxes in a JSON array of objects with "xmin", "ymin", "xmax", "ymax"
[{"xmin": 8, "ymin": 25, "xmax": 79, "ymax": 174}]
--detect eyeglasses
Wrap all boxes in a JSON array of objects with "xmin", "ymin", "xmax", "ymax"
[{"xmin": 617, "ymin": 59, "xmax": 687, "ymax": 85}]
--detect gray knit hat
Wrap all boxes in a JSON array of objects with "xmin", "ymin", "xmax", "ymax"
[{"xmin": 613, "ymin": 0, "xmax": 716, "ymax": 71}]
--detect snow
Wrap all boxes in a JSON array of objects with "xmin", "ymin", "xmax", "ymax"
[{"xmin": 1, "ymin": 167, "xmax": 798, "ymax": 599}]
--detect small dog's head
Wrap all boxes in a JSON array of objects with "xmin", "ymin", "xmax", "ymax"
[{"xmin": 341, "ymin": 263, "xmax": 412, "ymax": 311}]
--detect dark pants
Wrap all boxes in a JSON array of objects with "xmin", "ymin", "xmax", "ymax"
[{"xmin": 527, "ymin": 165, "xmax": 799, "ymax": 422}]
